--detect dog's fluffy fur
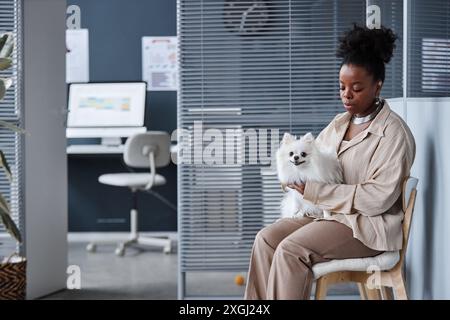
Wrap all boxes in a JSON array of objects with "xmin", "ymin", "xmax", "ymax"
[{"xmin": 276, "ymin": 132, "xmax": 343, "ymax": 218}]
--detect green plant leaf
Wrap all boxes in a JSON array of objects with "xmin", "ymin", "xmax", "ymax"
[
  {"xmin": 0, "ymin": 192, "xmax": 10, "ymax": 212},
  {"xmin": 0, "ymin": 78, "xmax": 13, "ymax": 100},
  {"xmin": 0, "ymin": 58, "xmax": 12, "ymax": 70},
  {"xmin": 0, "ymin": 34, "xmax": 8, "ymax": 53},
  {"xmin": 0, "ymin": 119, "xmax": 25, "ymax": 134},
  {"xmin": 0, "ymin": 200, "xmax": 22, "ymax": 243},
  {"xmin": 0, "ymin": 150, "xmax": 12, "ymax": 182},
  {"xmin": 0, "ymin": 32, "xmax": 14, "ymax": 59},
  {"xmin": 0, "ymin": 33, "xmax": 20, "ymax": 244}
]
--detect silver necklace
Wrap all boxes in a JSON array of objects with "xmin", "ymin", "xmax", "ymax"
[{"xmin": 351, "ymin": 98, "xmax": 384, "ymax": 125}]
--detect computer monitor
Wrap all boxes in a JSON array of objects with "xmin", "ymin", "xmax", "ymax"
[{"xmin": 66, "ymin": 82, "xmax": 147, "ymax": 141}]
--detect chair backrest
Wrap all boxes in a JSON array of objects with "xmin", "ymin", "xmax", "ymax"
[
  {"xmin": 123, "ymin": 131, "xmax": 171, "ymax": 168},
  {"xmin": 397, "ymin": 176, "xmax": 419, "ymax": 267}
]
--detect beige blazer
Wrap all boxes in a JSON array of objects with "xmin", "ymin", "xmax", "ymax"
[{"xmin": 303, "ymin": 101, "xmax": 416, "ymax": 251}]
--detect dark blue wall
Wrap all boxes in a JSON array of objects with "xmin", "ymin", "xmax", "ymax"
[{"xmin": 67, "ymin": 0, "xmax": 177, "ymax": 232}]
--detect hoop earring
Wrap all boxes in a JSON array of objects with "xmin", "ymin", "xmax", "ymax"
[{"xmin": 374, "ymin": 97, "xmax": 381, "ymax": 106}]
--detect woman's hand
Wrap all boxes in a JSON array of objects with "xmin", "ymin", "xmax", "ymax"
[{"xmin": 287, "ymin": 182, "xmax": 305, "ymax": 195}]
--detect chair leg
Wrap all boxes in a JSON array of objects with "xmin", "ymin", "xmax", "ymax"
[
  {"xmin": 87, "ymin": 239, "xmax": 126, "ymax": 253},
  {"xmin": 392, "ymin": 274, "xmax": 408, "ymax": 300},
  {"xmin": 137, "ymin": 236, "xmax": 173, "ymax": 253},
  {"xmin": 115, "ymin": 239, "xmax": 137, "ymax": 256},
  {"xmin": 130, "ymin": 208, "xmax": 138, "ymax": 240},
  {"xmin": 380, "ymin": 286, "xmax": 394, "ymax": 300},
  {"xmin": 86, "ymin": 243, "xmax": 97, "ymax": 252},
  {"xmin": 365, "ymin": 285, "xmax": 382, "ymax": 300},
  {"xmin": 357, "ymin": 283, "xmax": 368, "ymax": 300},
  {"xmin": 114, "ymin": 206, "xmax": 139, "ymax": 256},
  {"xmin": 393, "ymin": 285, "xmax": 407, "ymax": 300},
  {"xmin": 315, "ymin": 278, "xmax": 328, "ymax": 300}
]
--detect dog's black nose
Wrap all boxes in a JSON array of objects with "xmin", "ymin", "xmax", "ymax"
[{"xmin": 294, "ymin": 155, "xmax": 299, "ymax": 161}]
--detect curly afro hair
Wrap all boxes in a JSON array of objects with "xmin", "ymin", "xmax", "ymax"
[{"xmin": 336, "ymin": 23, "xmax": 398, "ymax": 83}]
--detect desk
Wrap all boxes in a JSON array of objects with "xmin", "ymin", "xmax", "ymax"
[
  {"xmin": 67, "ymin": 144, "xmax": 178, "ymax": 155},
  {"xmin": 67, "ymin": 144, "xmax": 124, "ymax": 154}
]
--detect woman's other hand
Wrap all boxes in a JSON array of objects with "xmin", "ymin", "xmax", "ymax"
[{"xmin": 287, "ymin": 182, "xmax": 305, "ymax": 195}]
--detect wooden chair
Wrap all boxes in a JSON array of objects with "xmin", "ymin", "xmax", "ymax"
[{"xmin": 313, "ymin": 176, "xmax": 418, "ymax": 300}]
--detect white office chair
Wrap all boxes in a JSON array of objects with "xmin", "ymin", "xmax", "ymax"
[{"xmin": 86, "ymin": 131, "xmax": 173, "ymax": 256}]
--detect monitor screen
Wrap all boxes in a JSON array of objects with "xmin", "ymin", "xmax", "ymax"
[{"xmin": 67, "ymin": 82, "xmax": 146, "ymax": 128}]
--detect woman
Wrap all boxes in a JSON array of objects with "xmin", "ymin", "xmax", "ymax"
[{"xmin": 244, "ymin": 24, "xmax": 416, "ymax": 300}]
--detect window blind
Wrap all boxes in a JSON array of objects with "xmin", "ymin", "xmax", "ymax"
[
  {"xmin": 0, "ymin": 0, "xmax": 23, "ymax": 253},
  {"xmin": 177, "ymin": 0, "xmax": 403, "ymax": 298},
  {"xmin": 408, "ymin": 0, "xmax": 450, "ymax": 97},
  {"xmin": 371, "ymin": 0, "xmax": 403, "ymax": 98}
]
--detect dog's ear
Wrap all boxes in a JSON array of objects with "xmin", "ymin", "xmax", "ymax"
[
  {"xmin": 281, "ymin": 132, "xmax": 296, "ymax": 144},
  {"xmin": 301, "ymin": 132, "xmax": 315, "ymax": 142}
]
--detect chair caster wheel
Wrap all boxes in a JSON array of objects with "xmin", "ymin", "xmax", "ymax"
[
  {"xmin": 86, "ymin": 243, "xmax": 97, "ymax": 253},
  {"xmin": 115, "ymin": 246, "xmax": 125, "ymax": 256},
  {"xmin": 163, "ymin": 246, "xmax": 172, "ymax": 254},
  {"xmin": 163, "ymin": 242, "xmax": 172, "ymax": 254}
]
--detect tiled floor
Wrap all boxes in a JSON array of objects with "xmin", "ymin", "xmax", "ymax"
[{"xmin": 41, "ymin": 242, "xmax": 358, "ymax": 300}]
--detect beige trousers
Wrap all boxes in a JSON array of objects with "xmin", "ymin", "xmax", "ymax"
[{"xmin": 244, "ymin": 217, "xmax": 382, "ymax": 300}]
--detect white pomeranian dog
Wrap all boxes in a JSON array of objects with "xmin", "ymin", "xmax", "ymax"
[{"xmin": 276, "ymin": 132, "xmax": 343, "ymax": 219}]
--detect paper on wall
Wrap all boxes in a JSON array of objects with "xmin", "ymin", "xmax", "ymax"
[
  {"xmin": 66, "ymin": 29, "xmax": 89, "ymax": 83},
  {"xmin": 142, "ymin": 36, "xmax": 178, "ymax": 91}
]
